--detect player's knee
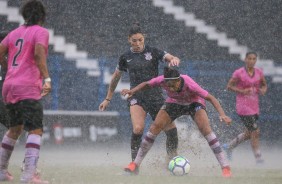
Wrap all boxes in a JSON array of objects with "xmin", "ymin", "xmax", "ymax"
[
  {"xmin": 133, "ymin": 126, "xmax": 144, "ymax": 134},
  {"xmin": 150, "ymin": 123, "xmax": 163, "ymax": 133},
  {"xmin": 7, "ymin": 128, "xmax": 23, "ymax": 139},
  {"xmin": 254, "ymin": 129, "xmax": 260, "ymax": 137},
  {"xmin": 28, "ymin": 128, "xmax": 43, "ymax": 136}
]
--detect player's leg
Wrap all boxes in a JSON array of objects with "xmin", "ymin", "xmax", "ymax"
[
  {"xmin": 129, "ymin": 104, "xmax": 147, "ymax": 161},
  {"xmin": 163, "ymin": 122, "xmax": 178, "ymax": 161},
  {"xmin": 135, "ymin": 109, "xmax": 171, "ymax": 165},
  {"xmin": 19, "ymin": 100, "xmax": 48, "ymax": 184},
  {"xmin": 227, "ymin": 130, "xmax": 250, "ymax": 150},
  {"xmin": 0, "ymin": 126, "xmax": 22, "ymax": 181},
  {"xmin": 193, "ymin": 108, "xmax": 231, "ymax": 177},
  {"xmin": 223, "ymin": 129, "xmax": 250, "ymax": 160},
  {"xmin": 0, "ymin": 103, "xmax": 23, "ymax": 181},
  {"xmin": 250, "ymin": 128, "xmax": 263, "ymax": 163},
  {"xmin": 149, "ymin": 101, "xmax": 178, "ymax": 162},
  {"xmin": 124, "ymin": 109, "xmax": 171, "ymax": 174},
  {"xmin": 0, "ymin": 100, "xmax": 10, "ymax": 131}
]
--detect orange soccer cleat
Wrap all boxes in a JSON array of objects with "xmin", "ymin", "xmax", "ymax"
[
  {"xmin": 222, "ymin": 166, "xmax": 232, "ymax": 178},
  {"xmin": 124, "ymin": 162, "xmax": 139, "ymax": 175}
]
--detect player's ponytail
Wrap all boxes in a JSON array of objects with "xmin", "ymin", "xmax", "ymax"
[{"xmin": 21, "ymin": 0, "xmax": 46, "ymax": 26}]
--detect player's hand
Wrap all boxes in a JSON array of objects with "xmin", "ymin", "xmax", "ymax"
[
  {"xmin": 168, "ymin": 57, "xmax": 180, "ymax": 67},
  {"xmin": 241, "ymin": 88, "xmax": 252, "ymax": 95},
  {"xmin": 99, "ymin": 100, "xmax": 110, "ymax": 111},
  {"xmin": 259, "ymin": 88, "xmax": 267, "ymax": 95},
  {"xmin": 41, "ymin": 81, "xmax": 51, "ymax": 96},
  {"xmin": 219, "ymin": 115, "xmax": 232, "ymax": 125},
  {"xmin": 121, "ymin": 89, "xmax": 133, "ymax": 98}
]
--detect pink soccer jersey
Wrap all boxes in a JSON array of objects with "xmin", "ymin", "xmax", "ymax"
[
  {"xmin": 1, "ymin": 25, "xmax": 49, "ymax": 103},
  {"xmin": 149, "ymin": 74, "xmax": 209, "ymax": 106},
  {"xmin": 232, "ymin": 67, "xmax": 264, "ymax": 115}
]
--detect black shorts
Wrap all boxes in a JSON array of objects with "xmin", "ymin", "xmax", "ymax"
[
  {"xmin": 6, "ymin": 99, "xmax": 43, "ymax": 131},
  {"xmin": 0, "ymin": 99, "xmax": 10, "ymax": 128},
  {"xmin": 127, "ymin": 91, "xmax": 164, "ymax": 121},
  {"xmin": 239, "ymin": 114, "xmax": 259, "ymax": 131},
  {"xmin": 161, "ymin": 102, "xmax": 206, "ymax": 121}
]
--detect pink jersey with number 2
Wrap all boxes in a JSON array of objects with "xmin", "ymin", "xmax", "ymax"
[
  {"xmin": 149, "ymin": 74, "xmax": 208, "ymax": 106},
  {"xmin": 1, "ymin": 25, "xmax": 49, "ymax": 104},
  {"xmin": 232, "ymin": 67, "xmax": 264, "ymax": 115}
]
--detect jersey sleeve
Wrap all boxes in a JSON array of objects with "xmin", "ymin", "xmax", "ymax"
[
  {"xmin": 153, "ymin": 47, "xmax": 167, "ymax": 62},
  {"xmin": 116, "ymin": 55, "xmax": 127, "ymax": 72},
  {"xmin": 232, "ymin": 69, "xmax": 241, "ymax": 80},
  {"xmin": 34, "ymin": 28, "xmax": 49, "ymax": 51},
  {"xmin": 256, "ymin": 68, "xmax": 264, "ymax": 78},
  {"xmin": 148, "ymin": 75, "xmax": 164, "ymax": 87}
]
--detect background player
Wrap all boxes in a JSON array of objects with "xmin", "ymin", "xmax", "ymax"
[
  {"xmin": 99, "ymin": 22, "xmax": 180, "ymax": 163},
  {"xmin": 0, "ymin": 0, "xmax": 51, "ymax": 183},
  {"xmin": 122, "ymin": 66, "xmax": 232, "ymax": 177},
  {"xmin": 223, "ymin": 52, "xmax": 267, "ymax": 163}
]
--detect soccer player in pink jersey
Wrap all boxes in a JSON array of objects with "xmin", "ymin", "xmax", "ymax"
[
  {"xmin": 223, "ymin": 52, "xmax": 267, "ymax": 163},
  {"xmin": 122, "ymin": 66, "xmax": 232, "ymax": 178},
  {"xmin": 0, "ymin": 0, "xmax": 51, "ymax": 183}
]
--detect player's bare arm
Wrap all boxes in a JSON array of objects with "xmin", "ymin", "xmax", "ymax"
[
  {"xmin": 164, "ymin": 53, "xmax": 180, "ymax": 67},
  {"xmin": 35, "ymin": 44, "xmax": 51, "ymax": 96},
  {"xmin": 121, "ymin": 81, "xmax": 151, "ymax": 98},
  {"xmin": 227, "ymin": 78, "xmax": 251, "ymax": 95},
  {"xmin": 0, "ymin": 44, "xmax": 8, "ymax": 69},
  {"xmin": 205, "ymin": 94, "xmax": 232, "ymax": 125},
  {"xmin": 99, "ymin": 70, "xmax": 122, "ymax": 111},
  {"xmin": 260, "ymin": 76, "xmax": 267, "ymax": 95}
]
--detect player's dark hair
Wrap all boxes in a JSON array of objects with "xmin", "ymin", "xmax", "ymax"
[
  {"xmin": 0, "ymin": 31, "xmax": 8, "ymax": 42},
  {"xmin": 246, "ymin": 52, "xmax": 257, "ymax": 58},
  {"xmin": 164, "ymin": 66, "xmax": 180, "ymax": 80},
  {"xmin": 21, "ymin": 0, "xmax": 46, "ymax": 26},
  {"xmin": 129, "ymin": 22, "xmax": 144, "ymax": 37}
]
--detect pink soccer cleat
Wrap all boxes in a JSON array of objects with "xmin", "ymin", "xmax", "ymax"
[{"xmin": 0, "ymin": 171, "xmax": 13, "ymax": 181}]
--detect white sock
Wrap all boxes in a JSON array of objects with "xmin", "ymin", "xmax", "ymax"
[
  {"xmin": 205, "ymin": 132, "xmax": 229, "ymax": 168},
  {"xmin": 0, "ymin": 135, "xmax": 17, "ymax": 171},
  {"xmin": 21, "ymin": 134, "xmax": 41, "ymax": 181},
  {"xmin": 134, "ymin": 131, "xmax": 157, "ymax": 166}
]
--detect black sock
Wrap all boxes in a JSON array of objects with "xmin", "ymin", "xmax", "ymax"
[
  {"xmin": 131, "ymin": 133, "xmax": 142, "ymax": 161},
  {"xmin": 165, "ymin": 128, "xmax": 178, "ymax": 158}
]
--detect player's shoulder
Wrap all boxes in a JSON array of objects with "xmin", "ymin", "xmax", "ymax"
[
  {"xmin": 254, "ymin": 67, "xmax": 263, "ymax": 73},
  {"xmin": 181, "ymin": 74, "xmax": 193, "ymax": 80},
  {"xmin": 143, "ymin": 45, "xmax": 160, "ymax": 52},
  {"xmin": 120, "ymin": 49, "xmax": 132, "ymax": 59},
  {"xmin": 180, "ymin": 74, "xmax": 196, "ymax": 84},
  {"xmin": 233, "ymin": 67, "xmax": 245, "ymax": 74},
  {"xmin": 33, "ymin": 25, "xmax": 49, "ymax": 33}
]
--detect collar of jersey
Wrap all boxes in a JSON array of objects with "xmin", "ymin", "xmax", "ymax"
[{"xmin": 130, "ymin": 45, "xmax": 145, "ymax": 53}]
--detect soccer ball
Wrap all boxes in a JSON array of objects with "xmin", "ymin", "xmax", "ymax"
[{"xmin": 168, "ymin": 156, "xmax": 190, "ymax": 176}]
